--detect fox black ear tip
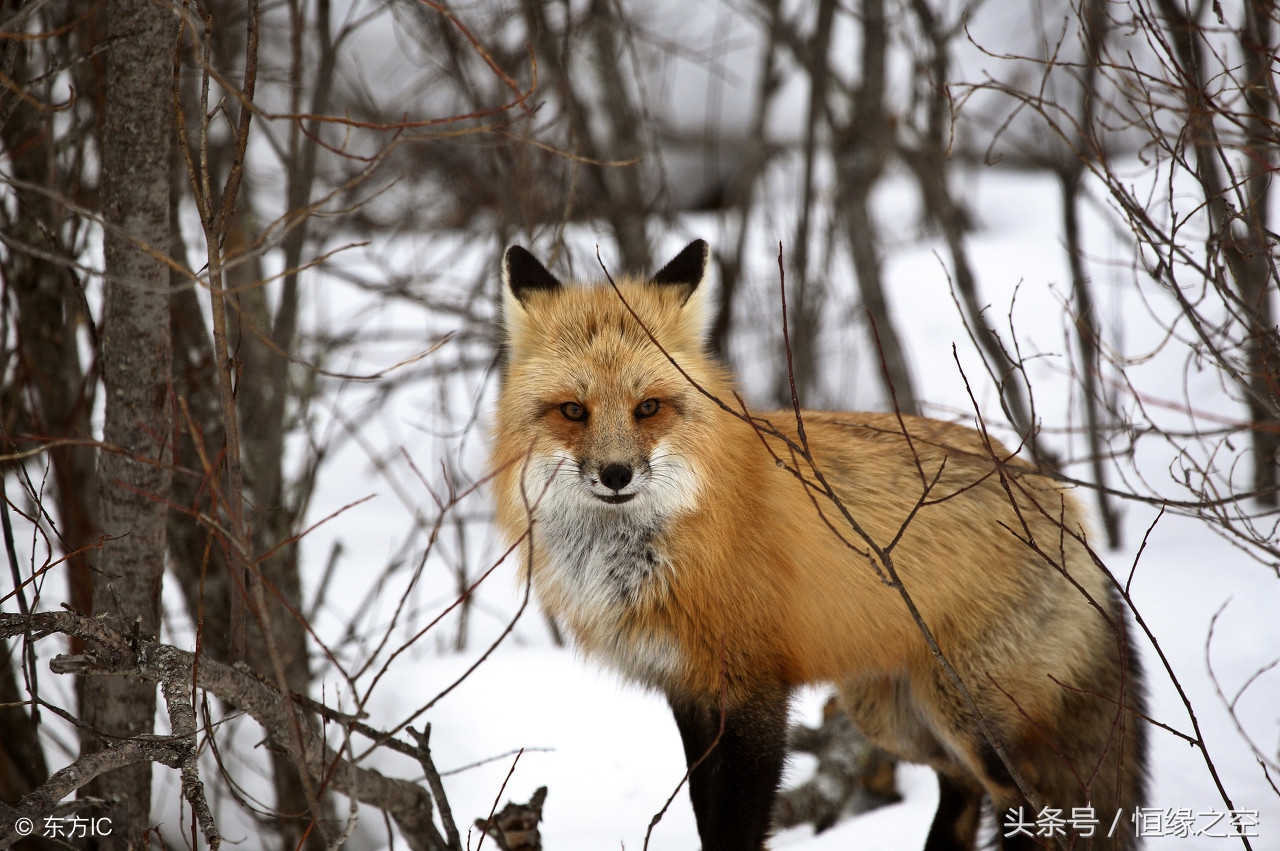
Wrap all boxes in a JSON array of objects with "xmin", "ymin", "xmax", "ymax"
[
  {"xmin": 652, "ymin": 239, "xmax": 711, "ymax": 290},
  {"xmin": 679, "ymin": 239, "xmax": 710, "ymax": 264},
  {"xmin": 504, "ymin": 244, "xmax": 562, "ymax": 298},
  {"xmin": 688, "ymin": 239, "xmax": 709, "ymax": 266},
  {"xmin": 503, "ymin": 244, "xmax": 531, "ymax": 269}
]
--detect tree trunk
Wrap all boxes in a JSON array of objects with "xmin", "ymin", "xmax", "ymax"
[
  {"xmin": 1237, "ymin": 2, "xmax": 1278, "ymax": 505},
  {"xmin": 710, "ymin": 0, "xmax": 783, "ymax": 358},
  {"xmin": 82, "ymin": 0, "xmax": 175, "ymax": 845},
  {"xmin": 1056, "ymin": 0, "xmax": 1121, "ymax": 546},
  {"xmin": 1060, "ymin": 170, "xmax": 1121, "ymax": 545},
  {"xmin": 835, "ymin": 0, "xmax": 919, "ymax": 414},
  {"xmin": 779, "ymin": 0, "xmax": 837, "ymax": 407},
  {"xmin": 586, "ymin": 0, "xmax": 650, "ymax": 272}
]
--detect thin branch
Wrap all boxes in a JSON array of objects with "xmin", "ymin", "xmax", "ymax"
[{"xmin": 408, "ymin": 725, "xmax": 462, "ymax": 851}]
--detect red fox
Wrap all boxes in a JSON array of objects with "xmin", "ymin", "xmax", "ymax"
[{"xmin": 490, "ymin": 240, "xmax": 1147, "ymax": 851}]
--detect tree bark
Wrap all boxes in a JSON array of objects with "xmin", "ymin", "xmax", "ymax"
[{"xmin": 82, "ymin": 0, "xmax": 176, "ymax": 845}]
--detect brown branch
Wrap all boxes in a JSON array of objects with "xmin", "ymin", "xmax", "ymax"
[
  {"xmin": 473, "ymin": 749, "xmax": 524, "ymax": 851},
  {"xmin": 262, "ymin": 65, "xmax": 537, "ymax": 132},
  {"xmin": 415, "ymin": 0, "xmax": 532, "ymax": 119},
  {"xmin": 1205, "ymin": 602, "xmax": 1280, "ymax": 775}
]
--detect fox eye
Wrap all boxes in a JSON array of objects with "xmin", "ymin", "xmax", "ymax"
[
  {"xmin": 560, "ymin": 401, "xmax": 587, "ymax": 422},
  {"xmin": 635, "ymin": 398, "xmax": 660, "ymax": 419}
]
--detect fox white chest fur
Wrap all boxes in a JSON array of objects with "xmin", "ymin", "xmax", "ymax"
[{"xmin": 512, "ymin": 440, "xmax": 699, "ymax": 686}]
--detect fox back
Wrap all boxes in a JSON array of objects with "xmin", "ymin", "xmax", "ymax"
[{"xmin": 490, "ymin": 241, "xmax": 1147, "ymax": 851}]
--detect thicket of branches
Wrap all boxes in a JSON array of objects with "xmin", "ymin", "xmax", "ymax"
[{"xmin": 1, "ymin": 0, "xmax": 1276, "ymax": 848}]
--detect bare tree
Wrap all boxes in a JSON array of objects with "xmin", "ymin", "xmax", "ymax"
[
  {"xmin": 779, "ymin": 0, "xmax": 838, "ymax": 406},
  {"xmin": 175, "ymin": 0, "xmax": 331, "ymax": 841},
  {"xmin": 0, "ymin": 0, "xmax": 100, "ymax": 649},
  {"xmin": 897, "ymin": 0, "xmax": 1056, "ymax": 464},
  {"xmin": 80, "ymin": 1, "xmax": 177, "ymax": 844},
  {"xmin": 835, "ymin": 0, "xmax": 919, "ymax": 414}
]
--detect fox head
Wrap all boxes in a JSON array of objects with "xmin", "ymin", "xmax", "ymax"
[{"xmin": 492, "ymin": 240, "xmax": 734, "ymax": 527}]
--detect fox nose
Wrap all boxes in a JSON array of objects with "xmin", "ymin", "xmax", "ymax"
[{"xmin": 599, "ymin": 463, "xmax": 633, "ymax": 492}]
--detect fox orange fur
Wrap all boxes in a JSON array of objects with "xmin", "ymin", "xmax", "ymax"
[{"xmin": 490, "ymin": 241, "xmax": 1147, "ymax": 851}]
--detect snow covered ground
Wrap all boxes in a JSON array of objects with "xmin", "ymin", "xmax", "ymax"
[{"xmin": 279, "ymin": 162, "xmax": 1280, "ymax": 850}]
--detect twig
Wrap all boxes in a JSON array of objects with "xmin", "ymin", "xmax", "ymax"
[
  {"xmin": 475, "ymin": 749, "xmax": 524, "ymax": 851},
  {"xmin": 1206, "ymin": 601, "xmax": 1280, "ymax": 774},
  {"xmin": 415, "ymin": 0, "xmax": 533, "ymax": 118},
  {"xmin": 0, "ymin": 473, "xmax": 40, "ymax": 724},
  {"xmin": 409, "ymin": 725, "xmax": 462, "ymax": 851}
]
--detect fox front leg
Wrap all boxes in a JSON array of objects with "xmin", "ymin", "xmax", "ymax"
[{"xmin": 669, "ymin": 686, "xmax": 791, "ymax": 851}]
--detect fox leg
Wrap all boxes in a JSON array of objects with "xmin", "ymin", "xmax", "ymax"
[
  {"xmin": 669, "ymin": 685, "xmax": 790, "ymax": 851},
  {"xmin": 924, "ymin": 772, "xmax": 984, "ymax": 851}
]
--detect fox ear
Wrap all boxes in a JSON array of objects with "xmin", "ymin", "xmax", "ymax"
[
  {"xmin": 503, "ymin": 245, "xmax": 562, "ymax": 305},
  {"xmin": 651, "ymin": 240, "xmax": 708, "ymax": 304}
]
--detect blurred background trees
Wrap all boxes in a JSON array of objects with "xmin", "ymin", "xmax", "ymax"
[{"xmin": 1, "ymin": 0, "xmax": 1276, "ymax": 847}]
